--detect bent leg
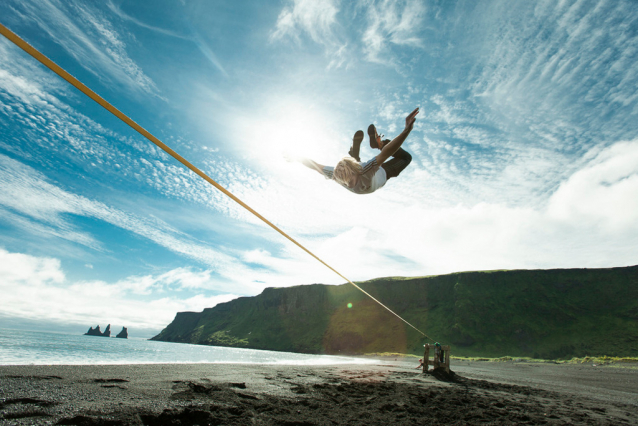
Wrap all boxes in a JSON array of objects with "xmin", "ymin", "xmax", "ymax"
[
  {"xmin": 381, "ymin": 148, "xmax": 412, "ymax": 179},
  {"xmin": 348, "ymin": 130, "xmax": 364, "ymax": 162}
]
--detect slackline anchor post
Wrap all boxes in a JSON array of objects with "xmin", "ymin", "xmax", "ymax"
[{"xmin": 422, "ymin": 342, "xmax": 450, "ymax": 373}]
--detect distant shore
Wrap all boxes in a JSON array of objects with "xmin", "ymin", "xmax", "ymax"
[{"xmin": 1, "ymin": 360, "xmax": 637, "ymax": 425}]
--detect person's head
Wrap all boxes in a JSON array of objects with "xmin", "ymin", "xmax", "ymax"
[{"xmin": 333, "ymin": 156, "xmax": 361, "ymax": 188}]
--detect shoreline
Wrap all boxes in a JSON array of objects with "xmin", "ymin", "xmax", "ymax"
[{"xmin": 2, "ymin": 360, "xmax": 637, "ymax": 425}]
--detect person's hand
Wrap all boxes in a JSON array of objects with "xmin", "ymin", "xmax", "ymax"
[
  {"xmin": 284, "ymin": 153, "xmax": 301, "ymax": 163},
  {"xmin": 405, "ymin": 107, "xmax": 419, "ymax": 131},
  {"xmin": 376, "ymin": 133, "xmax": 384, "ymax": 149}
]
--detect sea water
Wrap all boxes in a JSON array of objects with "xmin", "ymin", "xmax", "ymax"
[{"xmin": 0, "ymin": 328, "xmax": 375, "ymax": 366}]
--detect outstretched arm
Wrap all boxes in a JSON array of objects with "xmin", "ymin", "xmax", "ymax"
[
  {"xmin": 376, "ymin": 107, "xmax": 419, "ymax": 165},
  {"xmin": 301, "ymin": 158, "xmax": 326, "ymax": 174},
  {"xmin": 288, "ymin": 156, "xmax": 326, "ymax": 175}
]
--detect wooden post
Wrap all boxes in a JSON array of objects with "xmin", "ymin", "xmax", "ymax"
[
  {"xmin": 422, "ymin": 344, "xmax": 429, "ymax": 373},
  {"xmin": 422, "ymin": 344, "xmax": 451, "ymax": 373}
]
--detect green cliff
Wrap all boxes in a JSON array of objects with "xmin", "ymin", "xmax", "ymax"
[{"xmin": 151, "ymin": 266, "xmax": 638, "ymax": 359}]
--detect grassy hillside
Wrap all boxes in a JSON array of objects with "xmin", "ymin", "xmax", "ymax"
[{"xmin": 151, "ymin": 266, "xmax": 638, "ymax": 359}]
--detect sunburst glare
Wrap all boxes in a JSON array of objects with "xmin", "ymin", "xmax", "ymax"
[{"xmin": 241, "ymin": 99, "xmax": 342, "ymax": 169}]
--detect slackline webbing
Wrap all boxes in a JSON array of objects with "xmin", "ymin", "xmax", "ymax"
[{"xmin": 0, "ymin": 22, "xmax": 431, "ymax": 341}]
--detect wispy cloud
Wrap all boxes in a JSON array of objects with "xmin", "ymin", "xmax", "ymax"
[
  {"xmin": 270, "ymin": 0, "xmax": 349, "ymax": 68},
  {"xmin": 1, "ymin": 34, "xmax": 340, "ymax": 290},
  {"xmin": 106, "ymin": 1, "xmax": 228, "ymax": 77},
  {"xmin": 0, "ymin": 151, "xmax": 318, "ymax": 296},
  {"xmin": 351, "ymin": 0, "xmax": 638, "ymax": 211},
  {"xmin": 470, "ymin": 0, "xmax": 638, "ymax": 155},
  {"xmin": 191, "ymin": 31, "xmax": 229, "ymax": 77},
  {"xmin": 269, "ymin": 0, "xmax": 427, "ymax": 68},
  {"xmin": 241, "ymin": 140, "xmax": 638, "ymax": 278},
  {"xmin": 271, "ymin": 0, "xmax": 340, "ymax": 44},
  {"xmin": 0, "ymin": 38, "xmax": 250, "ymax": 220},
  {"xmin": 0, "ymin": 149, "xmax": 343, "ymax": 294},
  {"xmin": 0, "ymin": 149, "xmax": 343, "ymax": 292},
  {"xmin": 4, "ymin": 0, "xmax": 162, "ymax": 98},
  {"xmin": 299, "ymin": 140, "xmax": 638, "ymax": 278},
  {"xmin": 105, "ymin": 1, "xmax": 190, "ymax": 41},
  {"xmin": 361, "ymin": 0, "xmax": 426, "ymax": 63}
]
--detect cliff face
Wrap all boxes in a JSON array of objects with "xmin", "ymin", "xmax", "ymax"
[{"xmin": 151, "ymin": 266, "xmax": 638, "ymax": 358}]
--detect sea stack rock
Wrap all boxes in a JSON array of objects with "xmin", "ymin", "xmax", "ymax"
[
  {"xmin": 84, "ymin": 325, "xmax": 111, "ymax": 337},
  {"xmin": 116, "ymin": 327, "xmax": 128, "ymax": 339},
  {"xmin": 84, "ymin": 325, "xmax": 103, "ymax": 336}
]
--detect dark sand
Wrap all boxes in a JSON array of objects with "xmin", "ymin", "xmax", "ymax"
[{"xmin": 1, "ymin": 358, "xmax": 637, "ymax": 425}]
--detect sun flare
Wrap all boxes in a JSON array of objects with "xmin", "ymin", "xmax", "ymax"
[{"xmin": 243, "ymin": 100, "xmax": 340, "ymax": 165}]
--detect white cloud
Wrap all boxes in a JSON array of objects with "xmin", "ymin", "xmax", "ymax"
[
  {"xmin": 0, "ymin": 249, "xmax": 64, "ymax": 285},
  {"xmin": 0, "ymin": 152, "xmax": 351, "ymax": 292},
  {"xmin": 214, "ymin": 90, "xmax": 637, "ymax": 279},
  {"xmin": 136, "ymin": 268, "xmax": 220, "ymax": 292},
  {"xmin": 0, "ymin": 38, "xmax": 251, "ymax": 222},
  {"xmin": 271, "ymin": 0, "xmax": 340, "ymax": 44},
  {"xmin": 106, "ymin": 1, "xmax": 190, "ymax": 41},
  {"xmin": 470, "ymin": 0, "xmax": 638, "ymax": 154},
  {"xmin": 106, "ymin": 1, "xmax": 228, "ymax": 77},
  {"xmin": 224, "ymin": 138, "xmax": 637, "ymax": 283},
  {"xmin": 270, "ymin": 0, "xmax": 349, "ymax": 68},
  {"xmin": 548, "ymin": 140, "xmax": 638, "ymax": 231},
  {"xmin": 324, "ymin": 140, "xmax": 638, "ymax": 275},
  {"xmin": 269, "ymin": 0, "xmax": 427, "ymax": 67},
  {"xmin": 191, "ymin": 32, "xmax": 228, "ymax": 77},
  {"xmin": 0, "ymin": 154, "xmax": 243, "ymax": 280},
  {"xmin": 0, "ymin": 248, "xmax": 239, "ymax": 332},
  {"xmin": 361, "ymin": 0, "xmax": 426, "ymax": 63},
  {"xmin": 1, "ymin": 36, "xmax": 350, "ymax": 290}
]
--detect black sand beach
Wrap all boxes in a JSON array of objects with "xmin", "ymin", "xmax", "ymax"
[{"xmin": 1, "ymin": 359, "xmax": 637, "ymax": 425}]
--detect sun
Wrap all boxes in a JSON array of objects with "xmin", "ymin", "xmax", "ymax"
[{"xmin": 243, "ymin": 99, "xmax": 338, "ymax": 164}]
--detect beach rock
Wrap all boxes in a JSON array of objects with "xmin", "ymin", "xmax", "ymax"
[
  {"xmin": 102, "ymin": 324, "xmax": 111, "ymax": 337},
  {"xmin": 116, "ymin": 327, "xmax": 128, "ymax": 339}
]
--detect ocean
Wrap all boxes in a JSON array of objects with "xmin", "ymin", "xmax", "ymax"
[{"xmin": 0, "ymin": 328, "xmax": 375, "ymax": 366}]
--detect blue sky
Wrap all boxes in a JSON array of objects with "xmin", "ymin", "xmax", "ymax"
[{"xmin": 1, "ymin": 0, "xmax": 637, "ymax": 337}]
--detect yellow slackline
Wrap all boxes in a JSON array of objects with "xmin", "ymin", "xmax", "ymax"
[{"xmin": 0, "ymin": 22, "xmax": 431, "ymax": 341}]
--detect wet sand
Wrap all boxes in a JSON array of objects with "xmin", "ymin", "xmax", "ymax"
[{"xmin": 1, "ymin": 359, "xmax": 637, "ymax": 425}]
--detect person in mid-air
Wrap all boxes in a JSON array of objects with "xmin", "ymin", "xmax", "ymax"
[{"xmin": 294, "ymin": 107, "xmax": 419, "ymax": 194}]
